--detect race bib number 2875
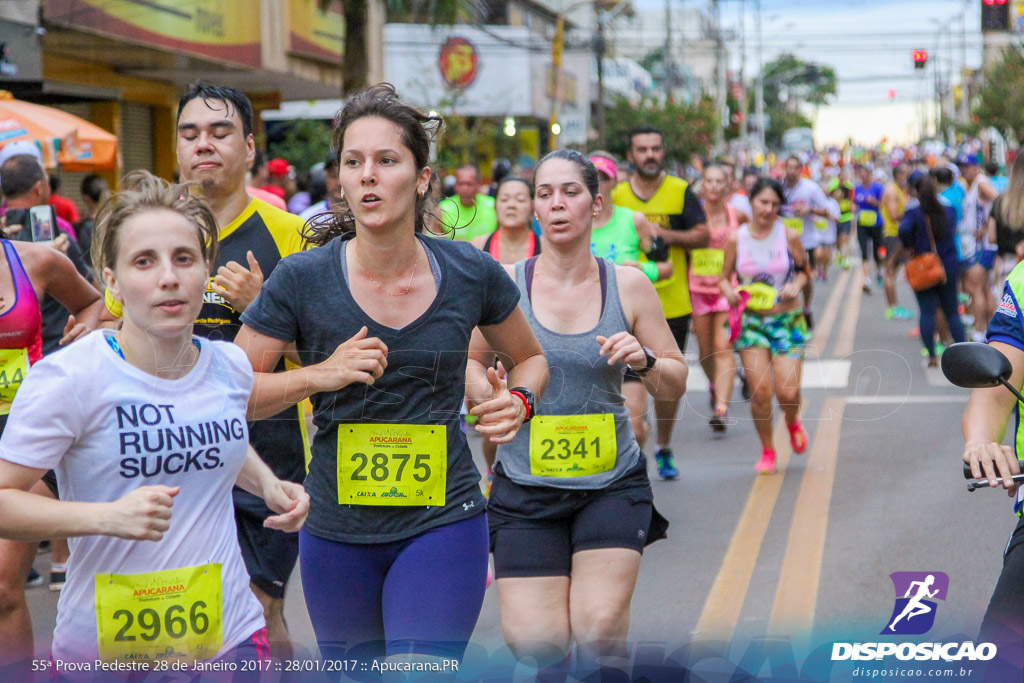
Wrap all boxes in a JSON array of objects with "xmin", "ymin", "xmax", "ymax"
[{"xmin": 337, "ymin": 424, "xmax": 447, "ymax": 506}]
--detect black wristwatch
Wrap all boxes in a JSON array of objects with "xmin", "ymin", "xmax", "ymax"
[
  {"xmin": 508, "ymin": 387, "xmax": 535, "ymax": 422},
  {"xmin": 635, "ymin": 347, "xmax": 658, "ymax": 376}
]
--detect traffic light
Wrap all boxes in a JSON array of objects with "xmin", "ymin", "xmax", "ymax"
[
  {"xmin": 982, "ymin": 0, "xmax": 1010, "ymax": 32},
  {"xmin": 912, "ymin": 49, "xmax": 928, "ymax": 69}
]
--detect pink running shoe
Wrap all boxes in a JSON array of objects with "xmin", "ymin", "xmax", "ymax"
[
  {"xmin": 787, "ymin": 420, "xmax": 808, "ymax": 455},
  {"xmin": 756, "ymin": 448, "xmax": 776, "ymax": 474}
]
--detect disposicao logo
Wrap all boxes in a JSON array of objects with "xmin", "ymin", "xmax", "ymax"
[
  {"xmin": 831, "ymin": 571, "xmax": 997, "ymax": 663},
  {"xmin": 882, "ymin": 571, "xmax": 948, "ymax": 636}
]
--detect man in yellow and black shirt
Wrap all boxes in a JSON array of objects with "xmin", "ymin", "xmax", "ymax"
[
  {"xmin": 612, "ymin": 126, "xmax": 709, "ymax": 481},
  {"xmin": 176, "ymin": 82, "xmax": 306, "ymax": 655}
]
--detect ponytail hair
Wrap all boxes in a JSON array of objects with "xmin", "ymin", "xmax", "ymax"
[
  {"xmin": 302, "ymin": 83, "xmax": 443, "ymax": 247},
  {"xmin": 914, "ymin": 176, "xmax": 948, "ymax": 243}
]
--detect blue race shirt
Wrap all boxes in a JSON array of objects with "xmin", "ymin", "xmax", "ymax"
[
  {"xmin": 854, "ymin": 182, "xmax": 884, "ymax": 213},
  {"xmin": 941, "ymin": 184, "xmax": 964, "ymax": 226}
]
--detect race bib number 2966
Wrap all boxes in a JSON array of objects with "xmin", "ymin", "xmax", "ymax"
[{"xmin": 94, "ymin": 564, "xmax": 222, "ymax": 665}]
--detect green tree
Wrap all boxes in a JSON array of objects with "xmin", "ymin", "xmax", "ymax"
[
  {"xmin": 324, "ymin": 0, "xmax": 477, "ymax": 94},
  {"xmin": 974, "ymin": 47, "xmax": 1024, "ymax": 142},
  {"xmin": 604, "ymin": 95, "xmax": 718, "ymax": 166},
  {"xmin": 759, "ymin": 53, "xmax": 837, "ymax": 147},
  {"xmin": 268, "ymin": 118, "xmax": 333, "ymax": 174}
]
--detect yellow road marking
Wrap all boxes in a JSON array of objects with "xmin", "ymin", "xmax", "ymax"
[
  {"xmin": 692, "ymin": 401, "xmax": 807, "ymax": 641},
  {"xmin": 832, "ymin": 267, "xmax": 863, "ymax": 358},
  {"xmin": 806, "ymin": 267, "xmax": 851, "ymax": 358},
  {"xmin": 767, "ymin": 396, "xmax": 846, "ymax": 638}
]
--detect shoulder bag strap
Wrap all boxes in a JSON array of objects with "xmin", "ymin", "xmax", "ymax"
[{"xmin": 923, "ymin": 213, "xmax": 939, "ymax": 254}]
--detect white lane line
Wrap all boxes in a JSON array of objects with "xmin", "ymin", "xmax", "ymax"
[
  {"xmin": 686, "ymin": 359, "xmax": 852, "ymax": 393},
  {"xmin": 925, "ymin": 363, "xmax": 956, "ymax": 387},
  {"xmin": 846, "ymin": 394, "xmax": 967, "ymax": 405}
]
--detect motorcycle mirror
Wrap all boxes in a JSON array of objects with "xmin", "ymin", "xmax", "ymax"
[{"xmin": 941, "ymin": 342, "xmax": 1012, "ymax": 389}]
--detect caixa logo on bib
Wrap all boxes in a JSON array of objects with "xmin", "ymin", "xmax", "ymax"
[
  {"xmin": 831, "ymin": 571, "xmax": 997, "ymax": 663},
  {"xmin": 882, "ymin": 571, "xmax": 948, "ymax": 635}
]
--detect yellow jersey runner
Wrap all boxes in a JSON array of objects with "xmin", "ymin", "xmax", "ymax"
[{"xmin": 612, "ymin": 176, "xmax": 705, "ymax": 319}]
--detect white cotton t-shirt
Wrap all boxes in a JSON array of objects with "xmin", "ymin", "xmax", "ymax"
[
  {"xmin": 782, "ymin": 178, "xmax": 829, "ymax": 250},
  {"xmin": 0, "ymin": 331, "xmax": 264, "ymax": 664},
  {"xmin": 728, "ymin": 193, "xmax": 752, "ymax": 222},
  {"xmin": 816, "ymin": 197, "xmax": 840, "ymax": 246}
]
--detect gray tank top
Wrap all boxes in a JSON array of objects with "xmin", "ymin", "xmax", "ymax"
[{"xmin": 495, "ymin": 257, "xmax": 642, "ymax": 488}]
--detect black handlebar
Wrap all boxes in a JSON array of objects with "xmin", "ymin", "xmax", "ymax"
[{"xmin": 963, "ymin": 462, "xmax": 1024, "ymax": 491}]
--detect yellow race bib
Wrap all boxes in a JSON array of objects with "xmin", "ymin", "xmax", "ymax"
[
  {"xmin": 814, "ymin": 217, "xmax": 829, "ymax": 232},
  {"xmin": 94, "ymin": 564, "xmax": 223, "ymax": 665},
  {"xmin": 337, "ymin": 424, "xmax": 447, "ymax": 506},
  {"xmin": 691, "ymin": 248, "xmax": 725, "ymax": 277},
  {"xmin": 0, "ymin": 348, "xmax": 27, "ymax": 414},
  {"xmin": 529, "ymin": 414, "xmax": 617, "ymax": 477},
  {"xmin": 738, "ymin": 283, "xmax": 779, "ymax": 311},
  {"xmin": 858, "ymin": 210, "xmax": 878, "ymax": 227},
  {"xmin": 783, "ymin": 217, "xmax": 804, "ymax": 235}
]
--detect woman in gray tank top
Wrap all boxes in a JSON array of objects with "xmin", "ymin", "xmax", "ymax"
[{"xmin": 466, "ymin": 150, "xmax": 687, "ymax": 676}]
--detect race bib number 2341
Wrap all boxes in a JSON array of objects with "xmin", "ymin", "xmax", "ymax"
[{"xmin": 529, "ymin": 414, "xmax": 616, "ymax": 477}]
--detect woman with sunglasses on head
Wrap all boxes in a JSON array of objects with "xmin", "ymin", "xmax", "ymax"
[
  {"xmin": 469, "ymin": 150, "xmax": 685, "ymax": 676},
  {"xmin": 588, "ymin": 151, "xmax": 672, "ymax": 450}
]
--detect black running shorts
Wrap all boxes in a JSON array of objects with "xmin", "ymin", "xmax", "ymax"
[{"xmin": 488, "ymin": 458, "xmax": 667, "ymax": 578}]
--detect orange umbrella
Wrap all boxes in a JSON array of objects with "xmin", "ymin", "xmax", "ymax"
[{"xmin": 0, "ymin": 91, "xmax": 118, "ymax": 171}]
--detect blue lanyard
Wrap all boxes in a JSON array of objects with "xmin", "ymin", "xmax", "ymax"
[{"xmin": 105, "ymin": 334, "xmax": 200, "ymax": 360}]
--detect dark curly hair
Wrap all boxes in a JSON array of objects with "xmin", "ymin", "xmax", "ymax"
[{"xmin": 303, "ymin": 84, "xmax": 443, "ymax": 247}]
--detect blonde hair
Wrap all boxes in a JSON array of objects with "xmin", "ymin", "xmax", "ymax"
[
  {"xmin": 997, "ymin": 155, "xmax": 1024, "ymax": 230},
  {"xmin": 92, "ymin": 170, "xmax": 219, "ymax": 275}
]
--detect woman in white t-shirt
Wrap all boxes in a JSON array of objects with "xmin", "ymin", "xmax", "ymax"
[{"xmin": 0, "ymin": 171, "xmax": 309, "ymax": 675}]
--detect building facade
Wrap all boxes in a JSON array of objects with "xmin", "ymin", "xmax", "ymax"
[{"xmin": 0, "ymin": 0, "xmax": 347, "ymax": 201}]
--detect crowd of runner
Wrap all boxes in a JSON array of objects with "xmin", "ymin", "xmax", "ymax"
[{"xmin": 0, "ymin": 81, "xmax": 1020, "ymax": 682}]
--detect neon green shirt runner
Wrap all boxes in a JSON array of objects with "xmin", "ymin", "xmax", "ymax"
[
  {"xmin": 440, "ymin": 194, "xmax": 497, "ymax": 241},
  {"xmin": 591, "ymin": 206, "xmax": 641, "ymax": 264}
]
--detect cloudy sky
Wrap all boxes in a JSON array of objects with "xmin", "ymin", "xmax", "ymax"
[{"xmin": 635, "ymin": 0, "xmax": 988, "ymax": 144}]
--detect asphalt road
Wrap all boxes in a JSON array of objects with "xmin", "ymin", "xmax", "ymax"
[{"xmin": 24, "ymin": 263, "xmax": 1017, "ymax": 681}]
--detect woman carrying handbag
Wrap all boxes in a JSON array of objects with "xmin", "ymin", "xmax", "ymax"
[{"xmin": 899, "ymin": 172, "xmax": 966, "ymax": 366}]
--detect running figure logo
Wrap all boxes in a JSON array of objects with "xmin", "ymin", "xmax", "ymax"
[{"xmin": 881, "ymin": 571, "xmax": 949, "ymax": 635}]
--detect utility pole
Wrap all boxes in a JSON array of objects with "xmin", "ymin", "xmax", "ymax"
[
  {"xmin": 945, "ymin": 27, "xmax": 954, "ymax": 131},
  {"xmin": 664, "ymin": 0, "xmax": 674, "ymax": 97},
  {"xmin": 739, "ymin": 0, "xmax": 747, "ymax": 151},
  {"xmin": 713, "ymin": 0, "xmax": 727, "ymax": 151},
  {"xmin": 959, "ymin": 8, "xmax": 968, "ymax": 123},
  {"xmin": 549, "ymin": 14, "xmax": 566, "ymax": 153},
  {"xmin": 595, "ymin": 5, "xmax": 607, "ymax": 147},
  {"xmin": 755, "ymin": 0, "xmax": 765, "ymax": 154}
]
